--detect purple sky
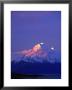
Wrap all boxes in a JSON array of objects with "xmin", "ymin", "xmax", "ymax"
[{"xmin": 11, "ymin": 11, "xmax": 61, "ymax": 54}]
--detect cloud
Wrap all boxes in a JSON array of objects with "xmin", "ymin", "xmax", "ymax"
[{"xmin": 16, "ymin": 43, "xmax": 42, "ymax": 56}]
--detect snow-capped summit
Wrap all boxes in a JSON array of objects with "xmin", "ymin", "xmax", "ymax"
[{"xmin": 40, "ymin": 42, "xmax": 44, "ymax": 45}]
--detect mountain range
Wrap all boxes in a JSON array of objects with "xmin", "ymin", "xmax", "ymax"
[{"xmin": 12, "ymin": 43, "xmax": 61, "ymax": 63}]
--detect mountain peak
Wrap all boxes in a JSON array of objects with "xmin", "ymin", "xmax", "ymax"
[
  {"xmin": 16, "ymin": 43, "xmax": 48, "ymax": 57},
  {"xmin": 12, "ymin": 43, "xmax": 61, "ymax": 63}
]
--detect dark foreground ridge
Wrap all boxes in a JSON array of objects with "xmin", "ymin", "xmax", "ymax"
[
  {"xmin": 11, "ymin": 61, "xmax": 61, "ymax": 79},
  {"xmin": 11, "ymin": 73, "xmax": 61, "ymax": 79}
]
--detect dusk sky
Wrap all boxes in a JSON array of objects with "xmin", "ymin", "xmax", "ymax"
[{"xmin": 11, "ymin": 11, "xmax": 61, "ymax": 54}]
